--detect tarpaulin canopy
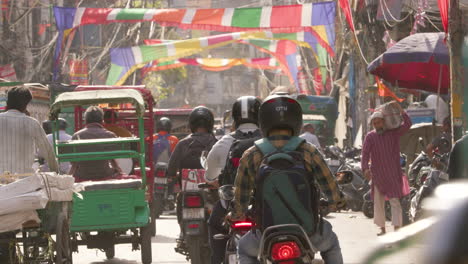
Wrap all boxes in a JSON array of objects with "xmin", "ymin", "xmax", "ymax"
[
  {"xmin": 50, "ymin": 89, "xmax": 146, "ymax": 118},
  {"xmin": 52, "ymin": 2, "xmax": 337, "ymax": 80},
  {"xmin": 368, "ymin": 33, "xmax": 450, "ymax": 93},
  {"xmin": 53, "ymin": 2, "xmax": 336, "ymax": 53},
  {"xmin": 106, "ymin": 32, "xmax": 300, "ymax": 87}
]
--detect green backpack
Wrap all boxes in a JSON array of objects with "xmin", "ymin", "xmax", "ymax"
[{"xmin": 254, "ymin": 137, "xmax": 320, "ymax": 235}]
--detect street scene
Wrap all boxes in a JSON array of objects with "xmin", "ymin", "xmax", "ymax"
[{"xmin": 0, "ymin": 0, "xmax": 468, "ymax": 264}]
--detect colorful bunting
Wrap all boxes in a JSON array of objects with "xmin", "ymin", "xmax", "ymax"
[
  {"xmin": 69, "ymin": 59, "xmax": 89, "ymax": 85},
  {"xmin": 375, "ymin": 77, "xmax": 405, "ymax": 102},
  {"xmin": 338, "ymin": 0, "xmax": 355, "ymax": 32},
  {"xmin": 54, "ymin": 2, "xmax": 335, "ymax": 34},
  {"xmin": 142, "ymin": 57, "xmax": 281, "ymax": 76},
  {"xmin": 106, "ymin": 32, "xmax": 303, "ymax": 87},
  {"xmin": 437, "ymin": 0, "xmax": 449, "ymax": 34},
  {"xmin": 0, "ymin": 64, "xmax": 17, "ymax": 81},
  {"xmin": 53, "ymin": 2, "xmax": 337, "ymax": 80}
]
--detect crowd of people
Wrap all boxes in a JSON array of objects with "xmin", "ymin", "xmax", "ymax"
[{"xmin": 0, "ymin": 85, "xmax": 467, "ymax": 264}]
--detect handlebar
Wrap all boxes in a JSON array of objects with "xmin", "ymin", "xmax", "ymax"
[{"xmin": 197, "ymin": 183, "xmax": 212, "ymax": 189}]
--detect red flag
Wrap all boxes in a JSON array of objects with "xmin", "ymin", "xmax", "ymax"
[
  {"xmin": 338, "ymin": 0, "xmax": 355, "ymax": 32},
  {"xmin": 437, "ymin": 0, "xmax": 449, "ymax": 34},
  {"xmin": 375, "ymin": 77, "xmax": 404, "ymax": 102}
]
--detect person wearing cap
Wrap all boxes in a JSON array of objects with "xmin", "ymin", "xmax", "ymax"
[{"xmin": 361, "ymin": 101, "xmax": 412, "ymax": 236}]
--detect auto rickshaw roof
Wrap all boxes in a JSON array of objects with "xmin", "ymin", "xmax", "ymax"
[
  {"xmin": 50, "ymin": 89, "xmax": 145, "ymax": 118},
  {"xmin": 75, "ymin": 85, "xmax": 153, "ymax": 101}
]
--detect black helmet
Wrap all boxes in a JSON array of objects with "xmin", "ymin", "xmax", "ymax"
[
  {"xmin": 232, "ymin": 96, "xmax": 261, "ymax": 126},
  {"xmin": 58, "ymin": 118, "xmax": 68, "ymax": 130},
  {"xmin": 156, "ymin": 117, "xmax": 172, "ymax": 132},
  {"xmin": 189, "ymin": 106, "xmax": 214, "ymax": 133},
  {"xmin": 258, "ymin": 95, "xmax": 303, "ymax": 136},
  {"xmin": 42, "ymin": 120, "xmax": 52, "ymax": 134}
]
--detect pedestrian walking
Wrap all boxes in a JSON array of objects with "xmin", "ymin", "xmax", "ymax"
[{"xmin": 361, "ymin": 101, "xmax": 412, "ymax": 235}]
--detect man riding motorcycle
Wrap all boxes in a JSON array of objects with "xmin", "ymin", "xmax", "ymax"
[
  {"xmin": 204, "ymin": 96, "xmax": 262, "ymax": 264},
  {"xmin": 229, "ymin": 95, "xmax": 346, "ymax": 264},
  {"xmin": 167, "ymin": 106, "xmax": 217, "ymax": 245},
  {"xmin": 152, "ymin": 117, "xmax": 179, "ymax": 164}
]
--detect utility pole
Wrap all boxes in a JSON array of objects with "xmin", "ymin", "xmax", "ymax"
[{"xmin": 448, "ymin": 0, "xmax": 464, "ymax": 142}]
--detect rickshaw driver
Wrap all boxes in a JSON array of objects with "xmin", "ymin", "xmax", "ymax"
[
  {"xmin": 69, "ymin": 106, "xmax": 123, "ymax": 181},
  {"xmin": 0, "ymin": 86, "xmax": 59, "ymax": 263}
]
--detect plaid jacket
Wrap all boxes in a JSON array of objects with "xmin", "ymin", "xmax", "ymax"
[{"xmin": 232, "ymin": 135, "xmax": 344, "ymax": 219}]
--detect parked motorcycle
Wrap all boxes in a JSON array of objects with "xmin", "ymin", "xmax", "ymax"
[
  {"xmin": 408, "ymin": 138, "xmax": 432, "ymax": 189},
  {"xmin": 409, "ymin": 152, "xmax": 449, "ymax": 222}
]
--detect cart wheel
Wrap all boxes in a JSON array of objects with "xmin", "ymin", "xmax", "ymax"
[
  {"xmin": 105, "ymin": 246, "xmax": 115, "ymax": 259},
  {"xmin": 55, "ymin": 213, "xmax": 73, "ymax": 264},
  {"xmin": 150, "ymin": 202, "xmax": 157, "ymax": 237},
  {"xmin": 140, "ymin": 225, "xmax": 152, "ymax": 264}
]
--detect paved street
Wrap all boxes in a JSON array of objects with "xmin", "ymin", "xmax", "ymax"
[{"xmin": 72, "ymin": 211, "xmax": 425, "ymax": 264}]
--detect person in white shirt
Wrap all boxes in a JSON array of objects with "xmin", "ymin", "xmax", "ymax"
[
  {"xmin": 204, "ymin": 96, "xmax": 262, "ymax": 264},
  {"xmin": 44, "ymin": 118, "xmax": 72, "ymax": 174},
  {"xmin": 424, "ymin": 94, "xmax": 449, "ymax": 125},
  {"xmin": 0, "ymin": 86, "xmax": 58, "ymax": 174},
  {"xmin": 0, "ymin": 86, "xmax": 58, "ymax": 263},
  {"xmin": 300, "ymin": 123, "xmax": 321, "ymax": 149}
]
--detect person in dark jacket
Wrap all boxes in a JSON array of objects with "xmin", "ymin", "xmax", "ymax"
[{"xmin": 167, "ymin": 106, "xmax": 217, "ymax": 250}]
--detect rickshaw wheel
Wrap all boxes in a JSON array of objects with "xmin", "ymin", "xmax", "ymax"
[
  {"xmin": 140, "ymin": 224, "xmax": 152, "ymax": 264},
  {"xmin": 105, "ymin": 246, "xmax": 115, "ymax": 259},
  {"xmin": 55, "ymin": 213, "xmax": 73, "ymax": 264},
  {"xmin": 150, "ymin": 202, "xmax": 157, "ymax": 236}
]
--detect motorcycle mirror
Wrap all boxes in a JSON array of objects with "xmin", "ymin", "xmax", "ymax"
[
  {"xmin": 418, "ymin": 137, "xmax": 425, "ymax": 147},
  {"xmin": 335, "ymin": 171, "xmax": 354, "ymax": 185}
]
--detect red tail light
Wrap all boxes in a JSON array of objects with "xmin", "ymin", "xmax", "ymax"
[
  {"xmin": 271, "ymin": 241, "xmax": 301, "ymax": 261},
  {"xmin": 184, "ymin": 195, "xmax": 202, "ymax": 207},
  {"xmin": 156, "ymin": 170, "xmax": 166, "ymax": 177},
  {"xmin": 232, "ymin": 221, "xmax": 254, "ymax": 229}
]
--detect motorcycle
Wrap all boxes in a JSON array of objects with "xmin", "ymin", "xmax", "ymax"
[
  {"xmin": 153, "ymin": 162, "xmax": 176, "ymax": 219},
  {"xmin": 407, "ymin": 138, "xmax": 432, "ymax": 189},
  {"xmin": 213, "ymin": 185, "xmax": 255, "ymax": 264},
  {"xmin": 256, "ymin": 173, "xmax": 354, "ymax": 264},
  {"xmin": 323, "ymin": 145, "xmax": 369, "ymax": 212},
  {"xmin": 409, "ymin": 152, "xmax": 449, "ymax": 223},
  {"xmin": 336, "ymin": 169, "xmax": 369, "ymax": 212},
  {"xmin": 174, "ymin": 170, "xmax": 215, "ymax": 264}
]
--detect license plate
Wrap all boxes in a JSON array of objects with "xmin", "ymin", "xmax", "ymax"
[
  {"xmin": 154, "ymin": 177, "xmax": 168, "ymax": 184},
  {"xmin": 182, "ymin": 208, "xmax": 205, "ymax": 219}
]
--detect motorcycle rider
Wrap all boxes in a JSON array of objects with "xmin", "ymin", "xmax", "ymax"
[
  {"xmin": 167, "ymin": 106, "xmax": 217, "ymax": 246},
  {"xmin": 230, "ymin": 95, "xmax": 346, "ymax": 264},
  {"xmin": 152, "ymin": 117, "xmax": 179, "ymax": 164},
  {"xmin": 204, "ymin": 96, "xmax": 262, "ymax": 264}
]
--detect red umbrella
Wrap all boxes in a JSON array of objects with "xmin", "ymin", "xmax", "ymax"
[{"xmin": 368, "ymin": 33, "xmax": 449, "ymax": 94}]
